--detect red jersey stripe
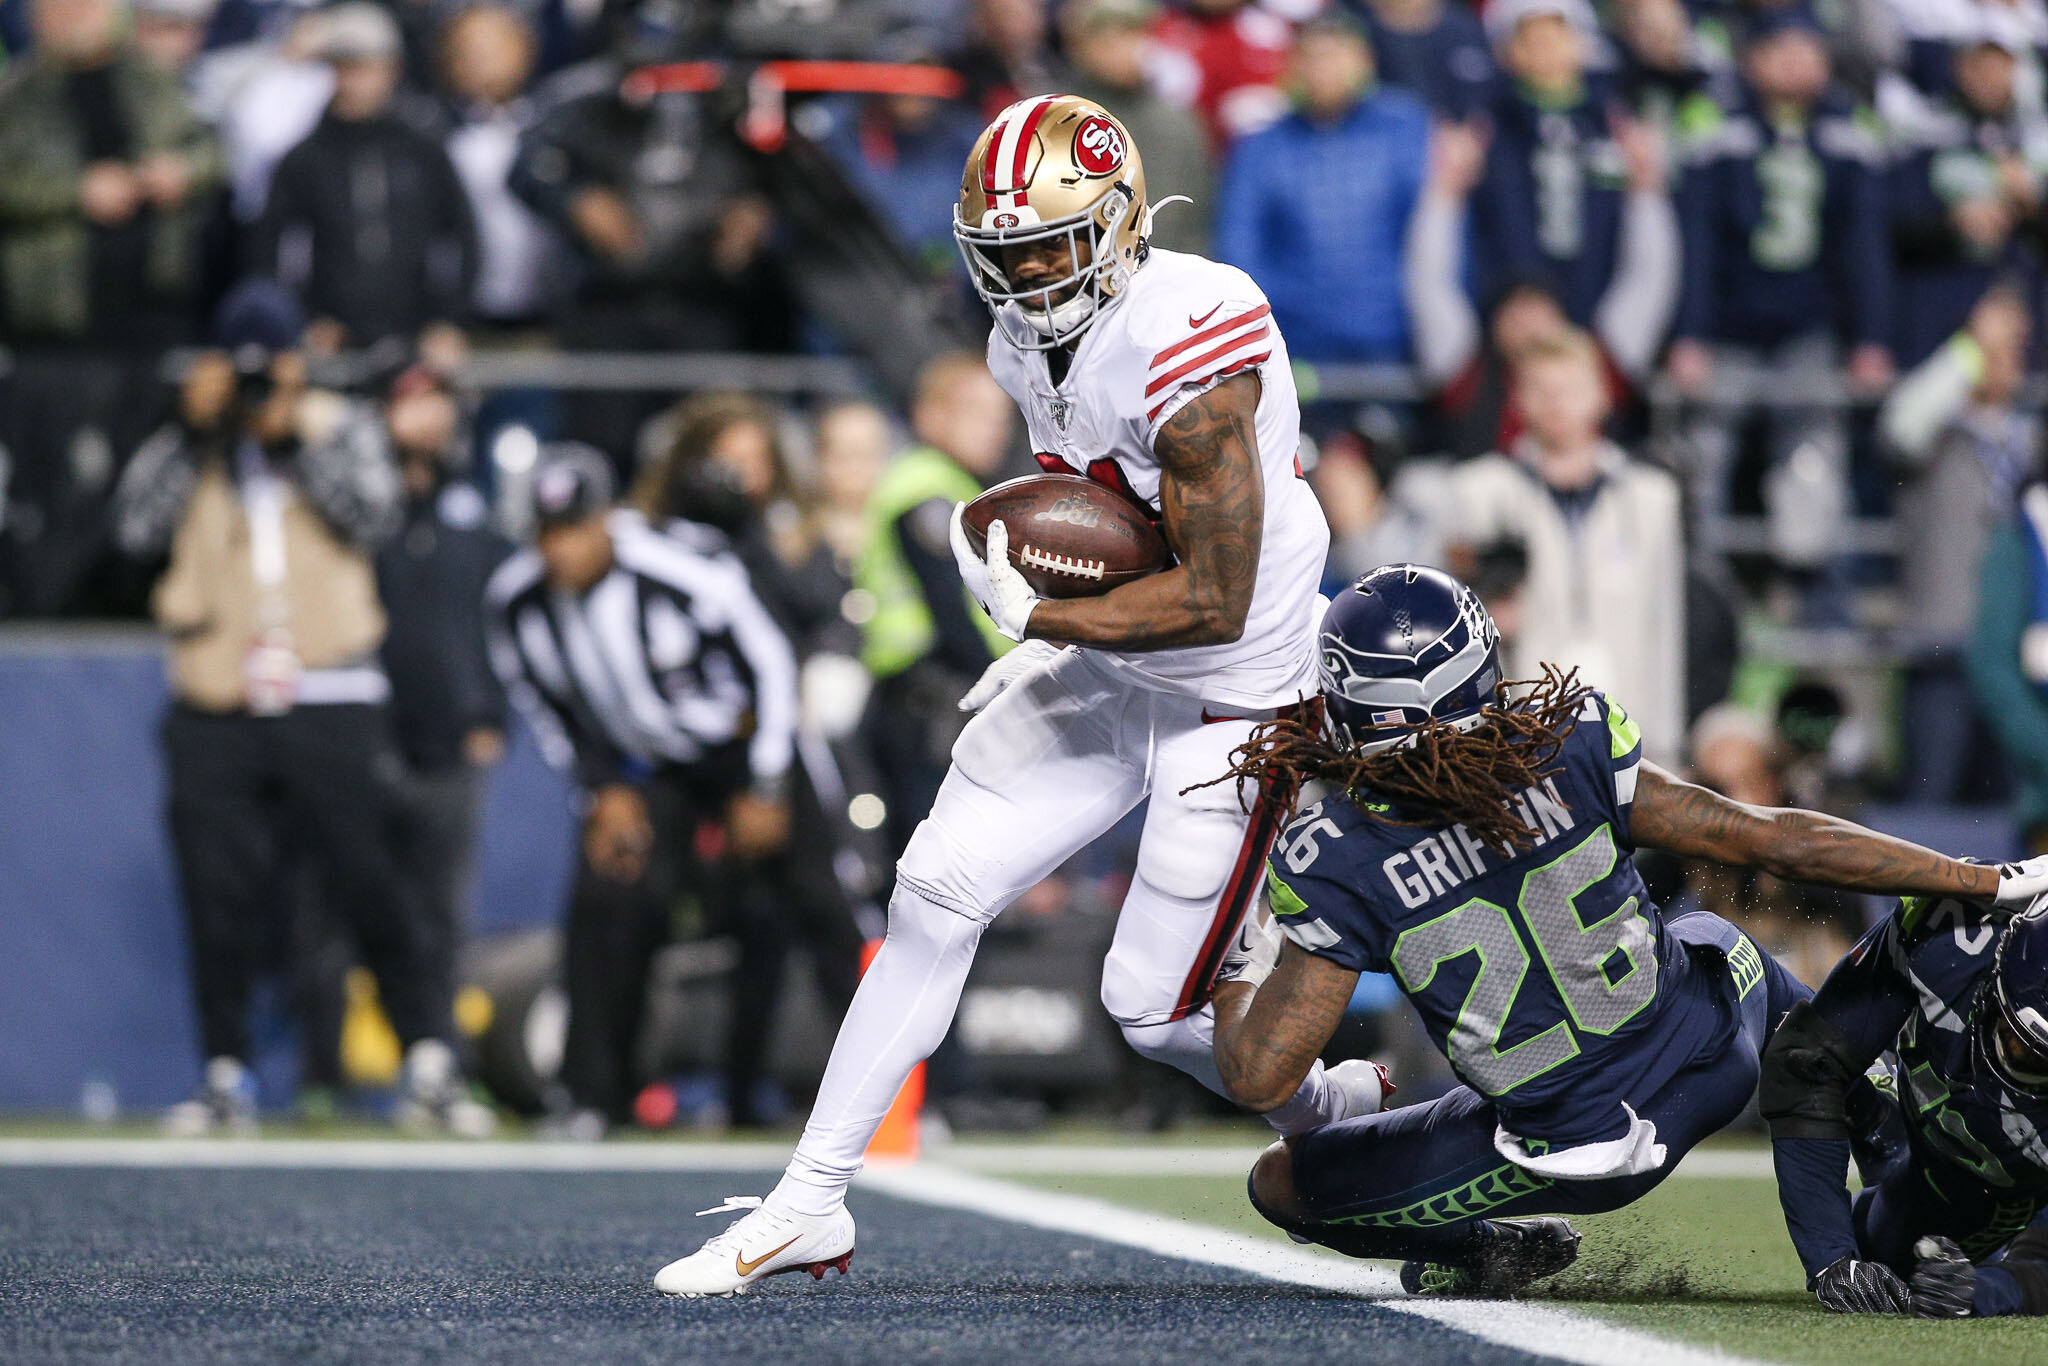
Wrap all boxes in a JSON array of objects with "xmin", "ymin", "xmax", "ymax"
[
  {"xmin": 1149, "ymin": 304, "xmax": 1271, "ymax": 370},
  {"xmin": 1145, "ymin": 350, "xmax": 1271, "ymax": 422},
  {"xmin": 1145, "ymin": 326, "xmax": 1270, "ymax": 399}
]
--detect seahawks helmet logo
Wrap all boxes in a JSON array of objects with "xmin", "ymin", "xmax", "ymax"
[{"xmin": 1319, "ymin": 588, "xmax": 1498, "ymax": 719}]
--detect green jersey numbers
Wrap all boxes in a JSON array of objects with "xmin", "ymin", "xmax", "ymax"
[
  {"xmin": 1392, "ymin": 897, "xmax": 1579, "ymax": 1096},
  {"xmin": 1751, "ymin": 132, "xmax": 1823, "ymax": 272},
  {"xmin": 1390, "ymin": 826, "xmax": 1658, "ymax": 1096}
]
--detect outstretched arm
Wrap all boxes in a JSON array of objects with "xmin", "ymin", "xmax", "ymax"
[
  {"xmin": 1759, "ymin": 916, "xmax": 1920, "ymax": 1309},
  {"xmin": 1024, "ymin": 372, "xmax": 1263, "ymax": 650},
  {"xmin": 1629, "ymin": 761, "xmax": 1997, "ymax": 901},
  {"xmin": 1213, "ymin": 941, "xmax": 1359, "ymax": 1113}
]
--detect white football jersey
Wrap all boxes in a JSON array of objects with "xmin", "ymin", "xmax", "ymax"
[{"xmin": 985, "ymin": 248, "xmax": 1329, "ymax": 709}]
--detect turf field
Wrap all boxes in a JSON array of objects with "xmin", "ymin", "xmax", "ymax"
[{"xmin": 4, "ymin": 1131, "xmax": 2047, "ymax": 1365}]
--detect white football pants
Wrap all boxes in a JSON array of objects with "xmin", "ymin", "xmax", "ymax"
[{"xmin": 772, "ymin": 648, "xmax": 1340, "ymax": 1216}]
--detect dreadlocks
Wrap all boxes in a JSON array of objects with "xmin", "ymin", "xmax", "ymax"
[{"xmin": 1195, "ymin": 665, "xmax": 1598, "ymax": 852}]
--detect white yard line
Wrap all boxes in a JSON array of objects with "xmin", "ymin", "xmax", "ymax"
[
  {"xmin": 0, "ymin": 1136, "xmax": 1782, "ymax": 1366},
  {"xmin": 862, "ymin": 1163, "xmax": 1780, "ymax": 1366}
]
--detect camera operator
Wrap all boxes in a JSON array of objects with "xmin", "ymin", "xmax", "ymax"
[{"xmin": 113, "ymin": 280, "xmax": 489, "ymax": 1136}]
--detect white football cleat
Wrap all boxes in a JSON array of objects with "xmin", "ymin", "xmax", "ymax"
[
  {"xmin": 654, "ymin": 1196, "xmax": 857, "ymax": 1298},
  {"xmin": 1328, "ymin": 1058, "xmax": 1396, "ymax": 1122}
]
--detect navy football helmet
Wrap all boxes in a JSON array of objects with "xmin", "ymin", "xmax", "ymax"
[
  {"xmin": 1319, "ymin": 564, "xmax": 1503, "ymax": 752},
  {"xmin": 1980, "ymin": 908, "xmax": 2048, "ymax": 1096}
]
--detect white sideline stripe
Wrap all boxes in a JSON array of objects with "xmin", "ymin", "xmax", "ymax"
[
  {"xmin": 862, "ymin": 1164, "xmax": 1779, "ymax": 1366},
  {"xmin": 0, "ymin": 1138, "xmax": 1778, "ymax": 1181},
  {"xmin": 0, "ymin": 1138, "xmax": 799, "ymax": 1169}
]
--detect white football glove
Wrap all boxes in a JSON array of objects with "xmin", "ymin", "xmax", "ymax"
[
  {"xmin": 949, "ymin": 501, "xmax": 995, "ymax": 616},
  {"xmin": 1993, "ymin": 855, "xmax": 2048, "ymax": 916},
  {"xmin": 959, "ymin": 639, "xmax": 1063, "ymax": 713},
  {"xmin": 968, "ymin": 516, "xmax": 1042, "ymax": 643},
  {"xmin": 1217, "ymin": 902, "xmax": 1285, "ymax": 991}
]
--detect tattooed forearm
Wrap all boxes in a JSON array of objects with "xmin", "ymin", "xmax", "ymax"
[
  {"xmin": 1631, "ymin": 763, "xmax": 1998, "ymax": 900},
  {"xmin": 1213, "ymin": 944, "xmax": 1357, "ymax": 1112},
  {"xmin": 1026, "ymin": 372, "xmax": 1263, "ymax": 649}
]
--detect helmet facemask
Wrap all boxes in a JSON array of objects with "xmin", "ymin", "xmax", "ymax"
[
  {"xmin": 954, "ymin": 183, "xmax": 1137, "ymax": 352},
  {"xmin": 1976, "ymin": 916, "xmax": 2048, "ymax": 1097}
]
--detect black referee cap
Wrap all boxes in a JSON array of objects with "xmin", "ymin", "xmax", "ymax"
[{"xmin": 531, "ymin": 443, "xmax": 616, "ymax": 528}]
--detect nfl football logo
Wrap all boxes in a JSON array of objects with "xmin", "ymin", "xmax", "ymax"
[{"xmin": 1049, "ymin": 398, "xmax": 1072, "ymax": 432}]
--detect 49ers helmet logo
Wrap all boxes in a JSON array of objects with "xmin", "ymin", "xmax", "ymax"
[
  {"xmin": 1072, "ymin": 115, "xmax": 1126, "ymax": 175},
  {"xmin": 993, "ymin": 212, "xmax": 1020, "ymax": 228}
]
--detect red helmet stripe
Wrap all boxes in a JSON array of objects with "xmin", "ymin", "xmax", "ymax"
[
  {"xmin": 1008, "ymin": 97, "xmax": 1053, "ymax": 194},
  {"xmin": 983, "ymin": 96, "xmax": 1056, "ymax": 206}
]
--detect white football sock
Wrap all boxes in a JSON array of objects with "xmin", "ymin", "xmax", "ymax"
[
  {"xmin": 1258, "ymin": 1060, "xmax": 1340, "ymax": 1136},
  {"xmin": 769, "ymin": 882, "xmax": 986, "ymax": 1219},
  {"xmin": 1119, "ymin": 1007, "xmax": 1343, "ymax": 1136}
]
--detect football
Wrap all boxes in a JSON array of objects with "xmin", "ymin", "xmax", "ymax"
[{"xmin": 960, "ymin": 472, "xmax": 1171, "ymax": 599}]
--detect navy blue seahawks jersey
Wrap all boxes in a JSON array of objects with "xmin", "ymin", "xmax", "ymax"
[
  {"xmin": 1266, "ymin": 692, "xmax": 1733, "ymax": 1150},
  {"xmin": 1845, "ymin": 898, "xmax": 2048, "ymax": 1201}
]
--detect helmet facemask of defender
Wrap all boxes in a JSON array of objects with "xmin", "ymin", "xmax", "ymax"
[
  {"xmin": 1979, "ymin": 907, "xmax": 2048, "ymax": 1097},
  {"xmin": 954, "ymin": 96, "xmax": 1148, "ymax": 352},
  {"xmin": 1318, "ymin": 564, "xmax": 1505, "ymax": 755}
]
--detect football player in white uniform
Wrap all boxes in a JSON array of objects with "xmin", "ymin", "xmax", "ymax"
[{"xmin": 655, "ymin": 95, "xmax": 1384, "ymax": 1297}]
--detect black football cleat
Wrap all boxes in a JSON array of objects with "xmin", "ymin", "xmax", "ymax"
[{"xmin": 1400, "ymin": 1217, "xmax": 1582, "ymax": 1297}]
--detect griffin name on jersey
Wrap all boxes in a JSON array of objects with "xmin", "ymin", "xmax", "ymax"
[{"xmin": 1265, "ymin": 691, "xmax": 1755, "ymax": 1161}]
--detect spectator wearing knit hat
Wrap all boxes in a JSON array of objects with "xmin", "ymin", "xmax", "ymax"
[{"xmin": 252, "ymin": 2, "xmax": 477, "ymax": 354}]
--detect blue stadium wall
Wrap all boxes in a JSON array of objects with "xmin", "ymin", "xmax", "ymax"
[
  {"xmin": 0, "ymin": 633, "xmax": 2026, "ymax": 1116},
  {"xmin": 0, "ymin": 631, "xmax": 575, "ymax": 1113}
]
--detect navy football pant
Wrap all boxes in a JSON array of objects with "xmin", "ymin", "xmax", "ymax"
[
  {"xmin": 1853, "ymin": 1122, "xmax": 2048, "ymax": 1270},
  {"xmin": 1270, "ymin": 936, "xmax": 1809, "ymax": 1264}
]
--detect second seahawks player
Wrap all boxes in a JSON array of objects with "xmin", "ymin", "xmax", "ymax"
[
  {"xmin": 1207, "ymin": 565, "xmax": 2048, "ymax": 1295},
  {"xmin": 1765, "ymin": 893, "xmax": 2048, "ymax": 1317}
]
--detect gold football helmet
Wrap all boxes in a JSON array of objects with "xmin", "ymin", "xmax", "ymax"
[{"xmin": 954, "ymin": 95, "xmax": 1149, "ymax": 351}]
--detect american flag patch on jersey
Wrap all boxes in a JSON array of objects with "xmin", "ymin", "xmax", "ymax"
[
  {"xmin": 1370, "ymin": 709, "xmax": 1407, "ymax": 726},
  {"xmin": 1145, "ymin": 304, "xmax": 1272, "ymax": 423}
]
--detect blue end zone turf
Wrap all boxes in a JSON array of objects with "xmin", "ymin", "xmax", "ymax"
[{"xmin": 0, "ymin": 1167, "xmax": 1551, "ymax": 1365}]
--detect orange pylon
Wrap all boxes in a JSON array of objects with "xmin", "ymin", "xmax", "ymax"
[{"xmin": 858, "ymin": 939, "xmax": 923, "ymax": 1162}]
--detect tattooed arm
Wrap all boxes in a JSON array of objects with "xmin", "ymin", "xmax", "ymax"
[
  {"xmin": 1213, "ymin": 942, "xmax": 1358, "ymax": 1112},
  {"xmin": 1025, "ymin": 372, "xmax": 1264, "ymax": 649},
  {"xmin": 1631, "ymin": 762, "xmax": 1997, "ymax": 900}
]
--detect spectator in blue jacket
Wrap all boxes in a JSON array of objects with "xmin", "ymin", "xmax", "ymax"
[
  {"xmin": 1214, "ymin": 14, "xmax": 1430, "ymax": 364},
  {"xmin": 1353, "ymin": 0, "xmax": 1496, "ymax": 119},
  {"xmin": 1667, "ymin": 6, "xmax": 1893, "ymax": 577},
  {"xmin": 1887, "ymin": 18, "xmax": 2048, "ymax": 367},
  {"xmin": 1472, "ymin": 0, "xmax": 1639, "ymax": 328}
]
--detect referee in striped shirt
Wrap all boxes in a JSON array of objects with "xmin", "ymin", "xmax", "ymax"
[{"xmin": 486, "ymin": 444, "xmax": 799, "ymax": 1129}]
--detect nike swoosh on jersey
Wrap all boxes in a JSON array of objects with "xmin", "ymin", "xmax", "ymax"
[
  {"xmin": 1200, "ymin": 709, "xmax": 1244, "ymax": 724},
  {"xmin": 1187, "ymin": 303, "xmax": 1223, "ymax": 328},
  {"xmin": 734, "ymin": 1236, "xmax": 800, "ymax": 1276}
]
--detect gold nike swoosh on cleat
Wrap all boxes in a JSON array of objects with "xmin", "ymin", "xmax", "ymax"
[{"xmin": 734, "ymin": 1237, "xmax": 801, "ymax": 1277}]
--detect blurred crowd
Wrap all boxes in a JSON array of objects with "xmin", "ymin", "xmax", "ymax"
[{"xmin": 15, "ymin": 0, "xmax": 2048, "ymax": 1126}]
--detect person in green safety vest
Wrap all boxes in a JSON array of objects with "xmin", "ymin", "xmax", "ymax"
[{"xmin": 853, "ymin": 350, "xmax": 1018, "ymax": 863}]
